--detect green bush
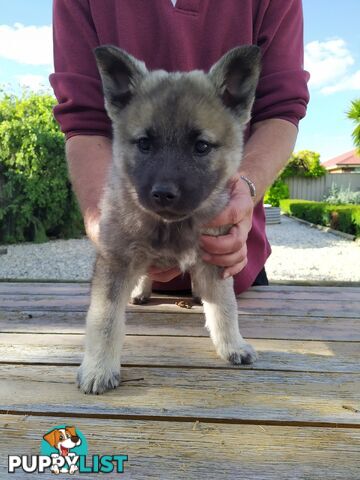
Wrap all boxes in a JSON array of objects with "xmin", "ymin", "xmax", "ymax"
[
  {"xmin": 280, "ymin": 199, "xmax": 360, "ymax": 237},
  {"xmin": 264, "ymin": 179, "xmax": 289, "ymax": 207},
  {"xmin": 264, "ymin": 150, "xmax": 325, "ymax": 207},
  {"xmin": 0, "ymin": 91, "xmax": 84, "ymax": 243},
  {"xmin": 280, "ymin": 150, "xmax": 326, "ymax": 180}
]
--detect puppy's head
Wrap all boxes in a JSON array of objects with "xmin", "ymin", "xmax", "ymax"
[
  {"xmin": 95, "ymin": 45, "xmax": 261, "ymax": 222},
  {"xmin": 43, "ymin": 426, "xmax": 81, "ymax": 455}
]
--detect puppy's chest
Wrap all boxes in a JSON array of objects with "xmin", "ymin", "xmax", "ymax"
[{"xmin": 147, "ymin": 220, "xmax": 199, "ymax": 269}]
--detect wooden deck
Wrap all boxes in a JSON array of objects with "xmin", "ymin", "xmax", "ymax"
[{"xmin": 0, "ymin": 282, "xmax": 359, "ymax": 479}]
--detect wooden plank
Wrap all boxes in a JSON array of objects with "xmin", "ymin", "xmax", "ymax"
[
  {"xmin": 1, "ymin": 294, "xmax": 359, "ymax": 318},
  {"xmin": 0, "ymin": 414, "xmax": 359, "ymax": 479},
  {"xmin": 1, "ymin": 333, "xmax": 359, "ymax": 373},
  {"xmin": 1, "ymin": 282, "xmax": 360, "ymax": 298},
  {"xmin": 0, "ymin": 282, "xmax": 90, "ymax": 296},
  {"xmin": 0, "ymin": 364, "xmax": 359, "ymax": 425},
  {"xmin": 1, "ymin": 310, "xmax": 359, "ymax": 341}
]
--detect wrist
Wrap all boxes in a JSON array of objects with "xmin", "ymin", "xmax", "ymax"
[{"xmin": 239, "ymin": 175, "xmax": 256, "ymax": 199}]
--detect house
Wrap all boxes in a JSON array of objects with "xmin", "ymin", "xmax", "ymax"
[{"xmin": 322, "ymin": 150, "xmax": 360, "ymax": 173}]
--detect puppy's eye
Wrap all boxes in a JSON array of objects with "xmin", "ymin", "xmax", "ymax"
[
  {"xmin": 136, "ymin": 137, "xmax": 151, "ymax": 153},
  {"xmin": 194, "ymin": 140, "xmax": 212, "ymax": 156}
]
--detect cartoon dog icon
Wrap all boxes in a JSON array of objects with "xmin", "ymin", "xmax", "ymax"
[{"xmin": 43, "ymin": 426, "xmax": 81, "ymax": 474}]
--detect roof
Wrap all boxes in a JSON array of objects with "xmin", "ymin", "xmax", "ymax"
[{"xmin": 322, "ymin": 150, "xmax": 360, "ymax": 169}]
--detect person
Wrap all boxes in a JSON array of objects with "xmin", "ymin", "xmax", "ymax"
[{"xmin": 50, "ymin": 0, "xmax": 309, "ymax": 295}]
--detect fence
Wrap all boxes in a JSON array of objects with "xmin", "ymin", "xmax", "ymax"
[{"xmin": 284, "ymin": 173, "xmax": 360, "ymax": 201}]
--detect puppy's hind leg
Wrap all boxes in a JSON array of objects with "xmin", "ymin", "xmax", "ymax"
[
  {"xmin": 191, "ymin": 263, "xmax": 257, "ymax": 365},
  {"xmin": 77, "ymin": 254, "xmax": 138, "ymax": 394},
  {"xmin": 131, "ymin": 274, "xmax": 152, "ymax": 305}
]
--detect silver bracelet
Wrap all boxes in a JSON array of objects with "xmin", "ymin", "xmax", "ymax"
[{"xmin": 240, "ymin": 175, "xmax": 256, "ymax": 198}]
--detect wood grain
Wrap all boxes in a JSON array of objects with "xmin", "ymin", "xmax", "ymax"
[
  {"xmin": 1, "ymin": 282, "xmax": 360, "ymax": 298},
  {"xmin": 1, "ymin": 333, "xmax": 359, "ymax": 373},
  {"xmin": 1, "ymin": 293, "xmax": 359, "ymax": 318},
  {"xmin": 1, "ymin": 310, "xmax": 359, "ymax": 341},
  {"xmin": 1, "ymin": 414, "xmax": 359, "ymax": 480},
  {"xmin": 1, "ymin": 283, "xmax": 359, "ymax": 478},
  {"xmin": 0, "ymin": 364, "xmax": 359, "ymax": 425}
]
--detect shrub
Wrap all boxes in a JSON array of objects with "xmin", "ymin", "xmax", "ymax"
[
  {"xmin": 264, "ymin": 150, "xmax": 325, "ymax": 207},
  {"xmin": 0, "ymin": 91, "xmax": 84, "ymax": 243},
  {"xmin": 280, "ymin": 150, "xmax": 326, "ymax": 180},
  {"xmin": 280, "ymin": 199, "xmax": 360, "ymax": 237},
  {"xmin": 324, "ymin": 184, "xmax": 360, "ymax": 205},
  {"xmin": 264, "ymin": 179, "xmax": 289, "ymax": 207}
]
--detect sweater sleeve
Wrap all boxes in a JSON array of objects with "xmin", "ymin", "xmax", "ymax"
[
  {"xmin": 49, "ymin": 0, "xmax": 112, "ymax": 139},
  {"xmin": 252, "ymin": 0, "xmax": 310, "ymax": 128}
]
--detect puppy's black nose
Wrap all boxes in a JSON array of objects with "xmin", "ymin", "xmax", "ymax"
[
  {"xmin": 71, "ymin": 435, "xmax": 80, "ymax": 443},
  {"xmin": 151, "ymin": 183, "xmax": 180, "ymax": 207}
]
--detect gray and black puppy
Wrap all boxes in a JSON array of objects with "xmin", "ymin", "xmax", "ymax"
[{"xmin": 77, "ymin": 45, "xmax": 261, "ymax": 394}]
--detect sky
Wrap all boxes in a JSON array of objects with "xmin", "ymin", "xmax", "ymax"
[{"xmin": 0, "ymin": 0, "xmax": 359, "ymax": 162}]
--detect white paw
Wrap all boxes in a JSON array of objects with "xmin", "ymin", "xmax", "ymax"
[
  {"xmin": 217, "ymin": 341, "xmax": 258, "ymax": 365},
  {"xmin": 130, "ymin": 294, "xmax": 150, "ymax": 305},
  {"xmin": 77, "ymin": 360, "xmax": 120, "ymax": 394},
  {"xmin": 69, "ymin": 465, "xmax": 78, "ymax": 474}
]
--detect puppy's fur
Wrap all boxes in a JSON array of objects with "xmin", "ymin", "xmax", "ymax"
[{"xmin": 77, "ymin": 45, "xmax": 261, "ymax": 394}]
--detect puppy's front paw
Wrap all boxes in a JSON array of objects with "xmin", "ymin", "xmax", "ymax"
[
  {"xmin": 228, "ymin": 342, "xmax": 258, "ymax": 365},
  {"xmin": 215, "ymin": 340, "xmax": 257, "ymax": 365},
  {"xmin": 130, "ymin": 294, "xmax": 150, "ymax": 305},
  {"xmin": 192, "ymin": 296, "xmax": 203, "ymax": 305},
  {"xmin": 77, "ymin": 362, "xmax": 120, "ymax": 394}
]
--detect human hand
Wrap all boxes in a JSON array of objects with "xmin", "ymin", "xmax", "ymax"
[
  {"xmin": 200, "ymin": 174, "xmax": 254, "ymax": 279},
  {"xmin": 147, "ymin": 265, "xmax": 182, "ymax": 283}
]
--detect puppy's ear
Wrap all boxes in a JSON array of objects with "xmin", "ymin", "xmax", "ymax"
[
  {"xmin": 66, "ymin": 426, "xmax": 76, "ymax": 437},
  {"xmin": 43, "ymin": 429, "xmax": 58, "ymax": 448},
  {"xmin": 94, "ymin": 45, "xmax": 148, "ymax": 113},
  {"xmin": 208, "ymin": 45, "xmax": 261, "ymax": 122}
]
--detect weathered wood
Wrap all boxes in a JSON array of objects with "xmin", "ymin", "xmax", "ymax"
[
  {"xmin": 1, "ymin": 282, "xmax": 359, "ymax": 478},
  {"xmin": 1, "ymin": 333, "xmax": 359, "ymax": 373},
  {"xmin": 1, "ymin": 294, "xmax": 359, "ymax": 318},
  {"xmin": 0, "ymin": 364, "xmax": 359, "ymax": 425},
  {"xmin": 1, "ymin": 310, "xmax": 359, "ymax": 341},
  {"xmin": 1, "ymin": 281, "xmax": 360, "ymax": 297},
  {"xmin": 1, "ymin": 414, "xmax": 359, "ymax": 480}
]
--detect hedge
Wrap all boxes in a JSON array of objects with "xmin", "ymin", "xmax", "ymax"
[
  {"xmin": 0, "ymin": 91, "xmax": 84, "ymax": 244},
  {"xmin": 280, "ymin": 200, "xmax": 360, "ymax": 237}
]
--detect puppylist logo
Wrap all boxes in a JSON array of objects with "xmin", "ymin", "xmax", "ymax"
[{"xmin": 8, "ymin": 425, "xmax": 128, "ymax": 475}]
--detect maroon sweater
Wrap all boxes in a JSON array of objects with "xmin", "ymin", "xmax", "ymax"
[{"xmin": 50, "ymin": 0, "xmax": 309, "ymax": 293}]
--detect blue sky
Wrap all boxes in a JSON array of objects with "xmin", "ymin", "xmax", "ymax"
[{"xmin": 0, "ymin": 0, "xmax": 359, "ymax": 161}]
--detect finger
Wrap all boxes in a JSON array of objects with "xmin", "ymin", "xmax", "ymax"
[
  {"xmin": 200, "ymin": 226, "xmax": 246, "ymax": 255},
  {"xmin": 204, "ymin": 192, "xmax": 252, "ymax": 228},
  {"xmin": 202, "ymin": 245, "xmax": 247, "ymax": 268},
  {"xmin": 205, "ymin": 202, "xmax": 243, "ymax": 228},
  {"xmin": 223, "ymin": 257, "xmax": 248, "ymax": 279},
  {"xmin": 200, "ymin": 224, "xmax": 248, "ymax": 255}
]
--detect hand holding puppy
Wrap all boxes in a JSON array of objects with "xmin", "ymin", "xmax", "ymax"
[{"xmin": 200, "ymin": 173, "xmax": 254, "ymax": 279}]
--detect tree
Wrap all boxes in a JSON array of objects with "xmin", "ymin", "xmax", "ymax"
[
  {"xmin": 280, "ymin": 150, "xmax": 326, "ymax": 180},
  {"xmin": 347, "ymin": 99, "xmax": 360, "ymax": 155}
]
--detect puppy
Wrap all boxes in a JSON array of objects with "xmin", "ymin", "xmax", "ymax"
[
  {"xmin": 77, "ymin": 45, "xmax": 261, "ymax": 394},
  {"xmin": 43, "ymin": 426, "xmax": 81, "ymax": 474}
]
